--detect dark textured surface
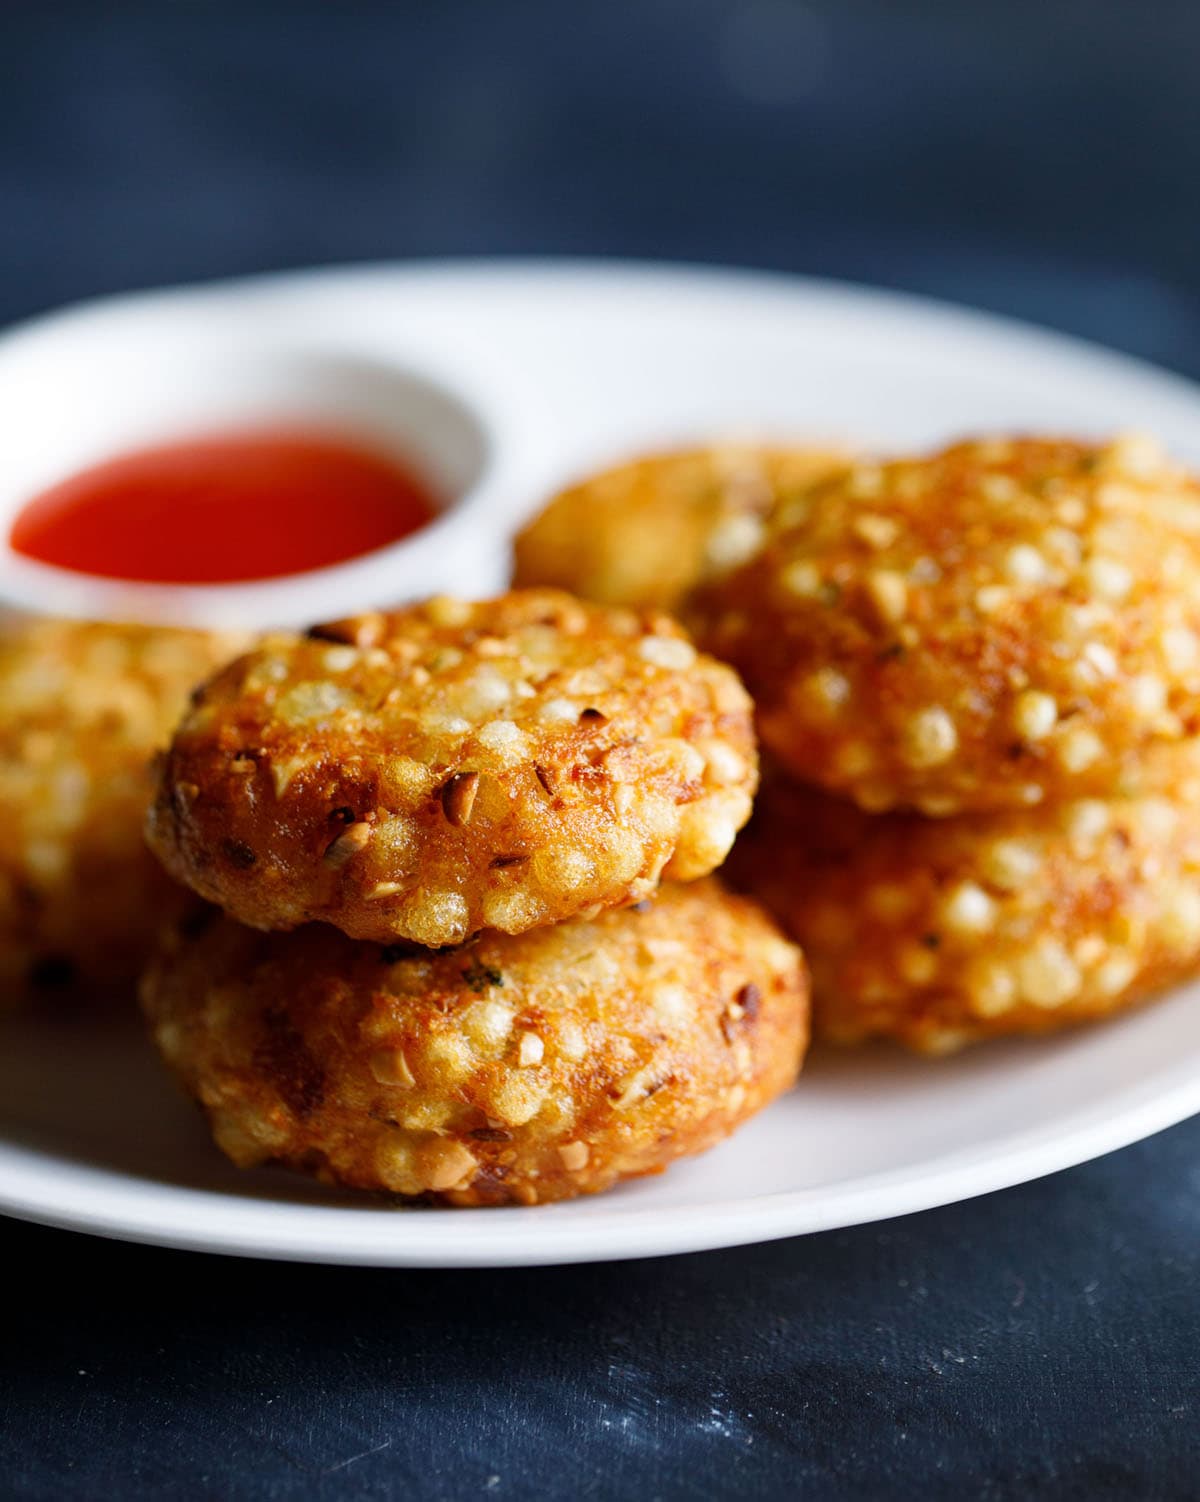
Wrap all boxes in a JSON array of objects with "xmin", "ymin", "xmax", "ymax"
[
  {"xmin": 2, "ymin": 2, "xmax": 1199, "ymax": 1496},
  {"xmin": 3, "ymin": 1131, "xmax": 1198, "ymax": 1501}
]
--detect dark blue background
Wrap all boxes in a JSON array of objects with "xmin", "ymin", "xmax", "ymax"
[{"xmin": 2, "ymin": 3, "xmax": 1198, "ymax": 1497}]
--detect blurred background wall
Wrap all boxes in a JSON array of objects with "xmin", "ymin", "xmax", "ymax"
[{"xmin": 4, "ymin": 0, "xmax": 1198, "ymax": 371}]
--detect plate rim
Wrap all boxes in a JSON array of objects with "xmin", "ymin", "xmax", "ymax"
[{"xmin": 1, "ymin": 1055, "xmax": 1198, "ymax": 1266}]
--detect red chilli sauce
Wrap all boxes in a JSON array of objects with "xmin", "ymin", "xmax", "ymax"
[{"xmin": 11, "ymin": 429, "xmax": 437, "ymax": 584}]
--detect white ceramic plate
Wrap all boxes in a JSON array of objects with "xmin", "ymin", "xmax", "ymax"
[{"xmin": 3, "ymin": 260, "xmax": 1200, "ymax": 1267}]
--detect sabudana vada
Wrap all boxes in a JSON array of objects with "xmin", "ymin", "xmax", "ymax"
[
  {"xmin": 697, "ymin": 435, "xmax": 1200, "ymax": 814},
  {"xmin": 141, "ymin": 880, "xmax": 808, "ymax": 1205},
  {"xmin": 514, "ymin": 443, "xmax": 849, "ymax": 611},
  {"xmin": 0, "ymin": 618, "xmax": 248, "ymax": 1002},
  {"xmin": 731, "ymin": 758, "xmax": 1200, "ymax": 1053},
  {"xmin": 147, "ymin": 590, "xmax": 757, "ymax": 947}
]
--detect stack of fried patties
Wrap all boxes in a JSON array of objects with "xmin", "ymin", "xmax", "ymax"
[
  {"xmin": 141, "ymin": 589, "xmax": 809, "ymax": 1205},
  {"xmin": 695, "ymin": 435, "xmax": 1200, "ymax": 1054}
]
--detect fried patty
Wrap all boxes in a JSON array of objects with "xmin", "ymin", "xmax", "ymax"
[
  {"xmin": 0, "ymin": 618, "xmax": 248, "ymax": 1004},
  {"xmin": 141, "ymin": 880, "xmax": 808, "ymax": 1205},
  {"xmin": 146, "ymin": 590, "xmax": 757, "ymax": 947},
  {"xmin": 513, "ymin": 443, "xmax": 849, "ymax": 611},
  {"xmin": 696, "ymin": 435, "xmax": 1200, "ymax": 814},
  {"xmin": 731, "ymin": 759, "xmax": 1200, "ymax": 1053}
]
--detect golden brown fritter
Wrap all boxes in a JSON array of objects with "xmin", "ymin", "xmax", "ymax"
[
  {"xmin": 513, "ymin": 444, "xmax": 849, "ymax": 611},
  {"xmin": 141, "ymin": 880, "xmax": 808, "ymax": 1206},
  {"xmin": 730, "ymin": 758, "xmax": 1200, "ymax": 1053},
  {"xmin": 696, "ymin": 435, "xmax": 1200, "ymax": 815},
  {"xmin": 147, "ymin": 590, "xmax": 757, "ymax": 947},
  {"xmin": 0, "ymin": 617, "xmax": 249, "ymax": 1004}
]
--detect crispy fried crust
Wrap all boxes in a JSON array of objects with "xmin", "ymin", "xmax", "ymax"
[
  {"xmin": 0, "ymin": 618, "xmax": 249, "ymax": 1004},
  {"xmin": 146, "ymin": 590, "xmax": 757, "ymax": 946},
  {"xmin": 730, "ymin": 759, "xmax": 1200, "ymax": 1053},
  {"xmin": 513, "ymin": 444, "xmax": 849, "ymax": 611},
  {"xmin": 141, "ymin": 881, "xmax": 808, "ymax": 1205},
  {"xmin": 696, "ymin": 435, "xmax": 1200, "ymax": 814}
]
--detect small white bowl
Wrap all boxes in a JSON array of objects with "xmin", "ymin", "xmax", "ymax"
[{"xmin": 0, "ymin": 294, "xmax": 547, "ymax": 630}]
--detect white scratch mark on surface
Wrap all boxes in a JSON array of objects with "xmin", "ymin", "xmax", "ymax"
[{"xmin": 322, "ymin": 1439, "xmax": 393, "ymax": 1474}]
